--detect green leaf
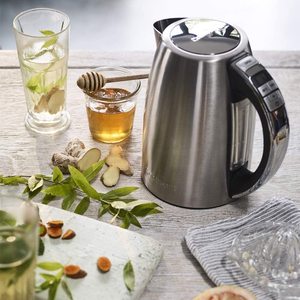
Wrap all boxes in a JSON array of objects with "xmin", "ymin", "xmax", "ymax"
[
  {"xmin": 35, "ymin": 174, "xmax": 52, "ymax": 180},
  {"xmin": 40, "ymin": 30, "xmax": 55, "ymax": 36},
  {"xmin": 68, "ymin": 166, "xmax": 100, "ymax": 199},
  {"xmin": 42, "ymin": 183, "xmax": 74, "ymax": 197},
  {"xmin": 28, "ymin": 175, "xmax": 44, "ymax": 191},
  {"xmin": 127, "ymin": 212, "xmax": 142, "ymax": 228},
  {"xmin": 41, "ymin": 36, "xmax": 58, "ymax": 49},
  {"xmin": 27, "ymin": 186, "xmax": 43, "ymax": 200},
  {"xmin": 120, "ymin": 213, "xmax": 131, "ymax": 229},
  {"xmin": 52, "ymin": 167, "xmax": 64, "ymax": 183},
  {"xmin": 38, "ymin": 237, "xmax": 45, "ymax": 256},
  {"xmin": 37, "ymin": 262, "xmax": 63, "ymax": 271},
  {"xmin": 74, "ymin": 197, "xmax": 90, "ymax": 215},
  {"xmin": 48, "ymin": 279, "xmax": 60, "ymax": 300},
  {"xmin": 102, "ymin": 187, "xmax": 139, "ymax": 201},
  {"xmin": 61, "ymin": 191, "xmax": 76, "ymax": 210},
  {"xmin": 26, "ymin": 49, "xmax": 48, "ymax": 61},
  {"xmin": 35, "ymin": 280, "xmax": 51, "ymax": 293},
  {"xmin": 0, "ymin": 210, "xmax": 16, "ymax": 226},
  {"xmin": 83, "ymin": 160, "xmax": 105, "ymax": 182},
  {"xmin": 0, "ymin": 176, "xmax": 27, "ymax": 185},
  {"xmin": 98, "ymin": 204, "xmax": 110, "ymax": 218},
  {"xmin": 40, "ymin": 273, "xmax": 56, "ymax": 283},
  {"xmin": 123, "ymin": 260, "xmax": 135, "ymax": 292},
  {"xmin": 61, "ymin": 280, "xmax": 74, "ymax": 300},
  {"xmin": 42, "ymin": 194, "xmax": 56, "ymax": 204},
  {"xmin": 23, "ymin": 186, "xmax": 30, "ymax": 194},
  {"xmin": 55, "ymin": 268, "xmax": 64, "ymax": 280},
  {"xmin": 130, "ymin": 202, "xmax": 162, "ymax": 217},
  {"xmin": 126, "ymin": 200, "xmax": 159, "ymax": 210},
  {"xmin": 26, "ymin": 73, "xmax": 43, "ymax": 93}
]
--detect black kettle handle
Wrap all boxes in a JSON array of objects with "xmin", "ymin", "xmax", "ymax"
[{"xmin": 228, "ymin": 53, "xmax": 289, "ymax": 197}]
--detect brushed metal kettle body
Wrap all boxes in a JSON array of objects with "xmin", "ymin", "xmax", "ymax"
[{"xmin": 142, "ymin": 18, "xmax": 289, "ymax": 208}]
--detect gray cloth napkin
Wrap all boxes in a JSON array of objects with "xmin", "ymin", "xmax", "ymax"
[{"xmin": 185, "ymin": 198, "xmax": 300, "ymax": 300}]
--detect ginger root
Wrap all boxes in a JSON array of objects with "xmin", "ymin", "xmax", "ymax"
[
  {"xmin": 101, "ymin": 145, "xmax": 132, "ymax": 187},
  {"xmin": 51, "ymin": 139, "xmax": 101, "ymax": 174},
  {"xmin": 102, "ymin": 166, "xmax": 120, "ymax": 187}
]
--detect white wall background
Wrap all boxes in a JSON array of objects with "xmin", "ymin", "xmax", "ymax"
[{"xmin": 0, "ymin": 0, "xmax": 299, "ymax": 51}]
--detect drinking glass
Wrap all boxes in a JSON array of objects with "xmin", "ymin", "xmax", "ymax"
[
  {"xmin": 0, "ymin": 192, "xmax": 39, "ymax": 300},
  {"xmin": 84, "ymin": 66, "xmax": 141, "ymax": 143},
  {"xmin": 13, "ymin": 8, "xmax": 70, "ymax": 134}
]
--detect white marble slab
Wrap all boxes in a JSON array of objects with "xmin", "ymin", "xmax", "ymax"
[{"xmin": 36, "ymin": 204, "xmax": 163, "ymax": 300}]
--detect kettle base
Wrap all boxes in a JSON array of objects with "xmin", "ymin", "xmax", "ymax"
[{"xmin": 142, "ymin": 172, "xmax": 236, "ymax": 209}]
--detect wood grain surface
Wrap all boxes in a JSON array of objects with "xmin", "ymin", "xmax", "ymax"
[{"xmin": 0, "ymin": 51, "xmax": 300, "ymax": 300}]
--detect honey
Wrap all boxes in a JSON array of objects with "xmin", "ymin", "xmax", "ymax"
[{"xmin": 86, "ymin": 88, "xmax": 136, "ymax": 143}]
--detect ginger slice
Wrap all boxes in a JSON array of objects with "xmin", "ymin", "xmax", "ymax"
[
  {"xmin": 77, "ymin": 148, "xmax": 101, "ymax": 171},
  {"xmin": 34, "ymin": 95, "xmax": 48, "ymax": 113},
  {"xmin": 102, "ymin": 166, "xmax": 120, "ymax": 187},
  {"xmin": 48, "ymin": 89, "xmax": 65, "ymax": 114}
]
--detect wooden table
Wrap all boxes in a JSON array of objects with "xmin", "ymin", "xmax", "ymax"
[{"xmin": 1, "ymin": 50, "xmax": 300, "ymax": 299}]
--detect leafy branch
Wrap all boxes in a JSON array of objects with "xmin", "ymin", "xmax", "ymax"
[
  {"xmin": 0, "ymin": 161, "xmax": 162, "ymax": 229},
  {"xmin": 35, "ymin": 262, "xmax": 72, "ymax": 300}
]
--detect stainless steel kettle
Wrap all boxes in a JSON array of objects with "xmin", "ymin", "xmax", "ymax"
[{"xmin": 142, "ymin": 18, "xmax": 289, "ymax": 208}]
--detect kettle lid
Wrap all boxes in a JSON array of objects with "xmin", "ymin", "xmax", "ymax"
[{"xmin": 168, "ymin": 18, "xmax": 241, "ymax": 55}]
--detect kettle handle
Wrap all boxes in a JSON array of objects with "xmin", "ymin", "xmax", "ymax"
[{"xmin": 228, "ymin": 53, "xmax": 289, "ymax": 197}]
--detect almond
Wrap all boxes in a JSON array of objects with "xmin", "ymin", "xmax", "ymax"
[
  {"xmin": 62, "ymin": 229, "xmax": 76, "ymax": 240},
  {"xmin": 47, "ymin": 220, "xmax": 64, "ymax": 228},
  {"xmin": 39, "ymin": 223, "xmax": 47, "ymax": 237},
  {"xmin": 97, "ymin": 256, "xmax": 111, "ymax": 273},
  {"xmin": 64, "ymin": 265, "xmax": 87, "ymax": 279},
  {"xmin": 47, "ymin": 227, "xmax": 62, "ymax": 239}
]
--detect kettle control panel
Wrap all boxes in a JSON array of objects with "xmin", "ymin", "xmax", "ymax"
[{"xmin": 234, "ymin": 55, "xmax": 284, "ymax": 112}]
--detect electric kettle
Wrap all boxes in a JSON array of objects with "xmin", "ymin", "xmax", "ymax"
[{"xmin": 142, "ymin": 18, "xmax": 289, "ymax": 208}]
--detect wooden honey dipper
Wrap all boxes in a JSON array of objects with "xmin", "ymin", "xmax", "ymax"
[{"xmin": 77, "ymin": 71, "xmax": 149, "ymax": 92}]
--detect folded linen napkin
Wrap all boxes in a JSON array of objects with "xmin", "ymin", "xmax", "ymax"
[{"xmin": 185, "ymin": 198, "xmax": 300, "ymax": 300}]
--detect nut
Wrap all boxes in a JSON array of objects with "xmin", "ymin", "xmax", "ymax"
[
  {"xmin": 62, "ymin": 229, "xmax": 76, "ymax": 240},
  {"xmin": 97, "ymin": 256, "xmax": 111, "ymax": 273},
  {"xmin": 47, "ymin": 220, "xmax": 64, "ymax": 228},
  {"xmin": 64, "ymin": 265, "xmax": 87, "ymax": 279},
  {"xmin": 39, "ymin": 223, "xmax": 47, "ymax": 237},
  {"xmin": 47, "ymin": 227, "xmax": 62, "ymax": 239}
]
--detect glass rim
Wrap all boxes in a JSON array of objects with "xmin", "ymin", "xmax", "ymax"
[
  {"xmin": 84, "ymin": 66, "xmax": 141, "ymax": 103},
  {"xmin": 13, "ymin": 7, "xmax": 70, "ymax": 38}
]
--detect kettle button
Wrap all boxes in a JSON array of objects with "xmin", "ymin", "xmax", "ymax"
[
  {"xmin": 258, "ymin": 82, "xmax": 273, "ymax": 97},
  {"xmin": 258, "ymin": 80, "xmax": 278, "ymax": 97},
  {"xmin": 267, "ymin": 80, "xmax": 278, "ymax": 91},
  {"xmin": 236, "ymin": 56, "xmax": 258, "ymax": 72},
  {"xmin": 263, "ymin": 90, "xmax": 284, "ymax": 112}
]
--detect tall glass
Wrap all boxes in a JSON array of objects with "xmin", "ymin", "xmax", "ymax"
[
  {"xmin": 13, "ymin": 8, "xmax": 70, "ymax": 134},
  {"xmin": 0, "ymin": 192, "xmax": 39, "ymax": 300}
]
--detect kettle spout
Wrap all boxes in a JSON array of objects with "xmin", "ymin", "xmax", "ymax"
[{"xmin": 153, "ymin": 18, "xmax": 185, "ymax": 47}]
